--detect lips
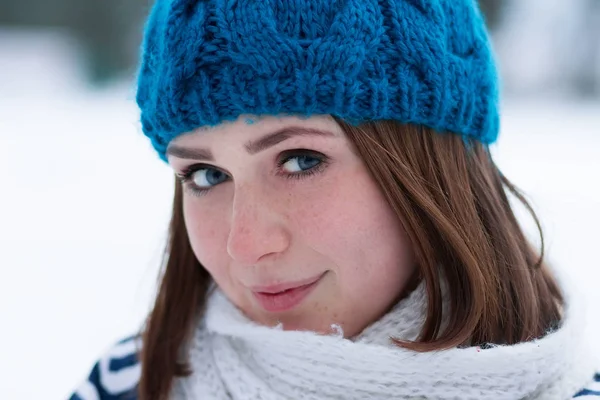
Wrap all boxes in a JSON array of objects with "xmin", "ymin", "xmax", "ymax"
[
  {"xmin": 250, "ymin": 273, "xmax": 325, "ymax": 294},
  {"xmin": 250, "ymin": 272, "xmax": 326, "ymax": 312}
]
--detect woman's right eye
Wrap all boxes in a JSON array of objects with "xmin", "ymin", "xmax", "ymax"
[{"xmin": 179, "ymin": 166, "xmax": 230, "ymax": 193}]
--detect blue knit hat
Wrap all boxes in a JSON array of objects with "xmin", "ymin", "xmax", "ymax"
[{"xmin": 136, "ymin": 0, "xmax": 500, "ymax": 161}]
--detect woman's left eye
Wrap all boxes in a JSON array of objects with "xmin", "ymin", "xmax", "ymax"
[{"xmin": 281, "ymin": 154, "xmax": 322, "ymax": 173}]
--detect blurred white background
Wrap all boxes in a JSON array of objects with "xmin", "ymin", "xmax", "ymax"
[{"xmin": 1, "ymin": 0, "xmax": 599, "ymax": 398}]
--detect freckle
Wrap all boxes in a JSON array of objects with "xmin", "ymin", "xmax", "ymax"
[{"xmin": 314, "ymin": 301, "xmax": 327, "ymax": 313}]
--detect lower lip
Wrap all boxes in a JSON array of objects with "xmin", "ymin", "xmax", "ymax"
[{"xmin": 252, "ymin": 274, "xmax": 324, "ymax": 312}]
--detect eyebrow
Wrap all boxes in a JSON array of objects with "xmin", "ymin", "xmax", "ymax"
[{"xmin": 166, "ymin": 126, "xmax": 335, "ymax": 161}]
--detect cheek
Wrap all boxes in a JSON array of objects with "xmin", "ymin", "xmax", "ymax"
[
  {"xmin": 294, "ymin": 165, "xmax": 414, "ymax": 295},
  {"xmin": 182, "ymin": 195, "xmax": 230, "ymax": 275}
]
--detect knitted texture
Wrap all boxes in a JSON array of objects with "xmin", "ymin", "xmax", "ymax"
[
  {"xmin": 171, "ymin": 280, "xmax": 597, "ymax": 400},
  {"xmin": 136, "ymin": 0, "xmax": 500, "ymax": 161}
]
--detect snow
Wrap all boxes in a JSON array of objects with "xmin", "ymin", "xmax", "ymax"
[
  {"xmin": 0, "ymin": 87, "xmax": 172, "ymax": 399},
  {"xmin": 493, "ymin": 0, "xmax": 600, "ymax": 95},
  {"xmin": 0, "ymin": 34, "xmax": 599, "ymax": 400}
]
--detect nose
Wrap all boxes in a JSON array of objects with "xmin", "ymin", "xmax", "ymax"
[{"xmin": 226, "ymin": 184, "xmax": 291, "ymax": 266}]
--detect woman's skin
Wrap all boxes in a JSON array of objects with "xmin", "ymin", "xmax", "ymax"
[{"xmin": 167, "ymin": 114, "xmax": 416, "ymax": 337}]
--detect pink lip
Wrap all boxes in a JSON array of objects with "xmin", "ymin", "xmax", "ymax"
[{"xmin": 251, "ymin": 272, "xmax": 326, "ymax": 312}]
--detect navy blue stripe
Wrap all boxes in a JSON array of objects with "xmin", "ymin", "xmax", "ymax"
[
  {"xmin": 70, "ymin": 361, "xmax": 139, "ymax": 400},
  {"xmin": 575, "ymin": 389, "xmax": 600, "ymax": 397},
  {"xmin": 88, "ymin": 362, "xmax": 112, "ymax": 399},
  {"xmin": 575, "ymin": 373, "xmax": 600, "ymax": 398},
  {"xmin": 117, "ymin": 335, "xmax": 140, "ymax": 345},
  {"xmin": 108, "ymin": 352, "xmax": 139, "ymax": 372},
  {"xmin": 115, "ymin": 388, "xmax": 138, "ymax": 400}
]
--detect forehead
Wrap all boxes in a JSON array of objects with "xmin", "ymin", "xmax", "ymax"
[{"xmin": 173, "ymin": 114, "xmax": 344, "ymax": 145}]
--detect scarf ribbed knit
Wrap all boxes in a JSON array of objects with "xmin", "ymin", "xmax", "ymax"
[{"xmin": 172, "ymin": 280, "xmax": 595, "ymax": 400}]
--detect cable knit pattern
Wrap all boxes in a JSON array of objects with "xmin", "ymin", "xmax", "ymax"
[
  {"xmin": 172, "ymin": 281, "xmax": 598, "ymax": 400},
  {"xmin": 136, "ymin": 0, "xmax": 500, "ymax": 161}
]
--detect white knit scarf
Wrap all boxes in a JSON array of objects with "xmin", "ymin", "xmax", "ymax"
[{"xmin": 172, "ymin": 279, "xmax": 595, "ymax": 400}]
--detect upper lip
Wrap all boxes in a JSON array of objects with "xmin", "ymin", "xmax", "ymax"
[{"xmin": 249, "ymin": 272, "xmax": 326, "ymax": 294}]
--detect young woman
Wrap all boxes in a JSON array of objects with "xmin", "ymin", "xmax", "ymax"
[{"xmin": 70, "ymin": 0, "xmax": 599, "ymax": 399}]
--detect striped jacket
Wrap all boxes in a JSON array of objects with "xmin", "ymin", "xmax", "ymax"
[{"xmin": 70, "ymin": 336, "xmax": 600, "ymax": 400}]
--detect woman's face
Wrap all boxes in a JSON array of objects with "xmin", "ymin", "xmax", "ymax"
[{"xmin": 167, "ymin": 114, "xmax": 416, "ymax": 337}]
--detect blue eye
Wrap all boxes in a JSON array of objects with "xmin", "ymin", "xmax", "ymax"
[
  {"xmin": 187, "ymin": 167, "xmax": 229, "ymax": 190},
  {"xmin": 281, "ymin": 155, "xmax": 321, "ymax": 173}
]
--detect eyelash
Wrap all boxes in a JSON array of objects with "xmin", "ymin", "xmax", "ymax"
[
  {"xmin": 176, "ymin": 150, "xmax": 329, "ymax": 197},
  {"xmin": 176, "ymin": 165, "xmax": 224, "ymax": 197}
]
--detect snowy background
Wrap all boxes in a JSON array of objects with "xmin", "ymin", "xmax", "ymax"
[{"xmin": 1, "ymin": 1, "xmax": 599, "ymax": 399}]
